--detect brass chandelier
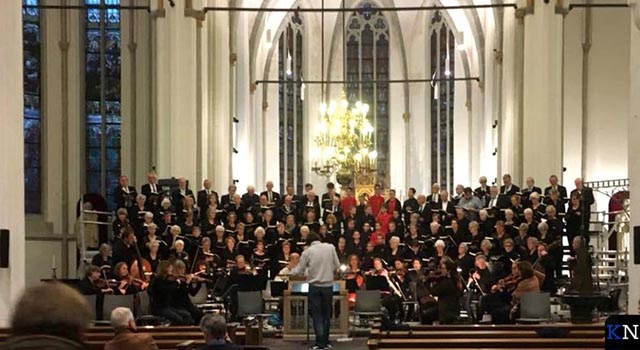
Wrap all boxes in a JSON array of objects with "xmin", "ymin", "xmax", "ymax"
[{"xmin": 311, "ymin": 91, "xmax": 377, "ymax": 186}]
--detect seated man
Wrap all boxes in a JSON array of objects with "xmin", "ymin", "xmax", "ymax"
[
  {"xmin": 198, "ymin": 314, "xmax": 241, "ymax": 350},
  {"xmin": 4, "ymin": 283, "xmax": 92, "ymax": 350},
  {"xmin": 105, "ymin": 307, "xmax": 158, "ymax": 350}
]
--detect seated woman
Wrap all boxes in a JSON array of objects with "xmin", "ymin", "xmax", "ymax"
[
  {"xmin": 424, "ymin": 257, "xmax": 463, "ymax": 324},
  {"xmin": 148, "ymin": 261, "xmax": 194, "ymax": 325},
  {"xmin": 489, "ymin": 260, "xmax": 540, "ymax": 323},
  {"xmin": 113, "ymin": 262, "xmax": 146, "ymax": 295}
]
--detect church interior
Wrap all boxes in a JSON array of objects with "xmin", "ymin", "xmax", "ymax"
[{"xmin": 2, "ymin": 0, "xmax": 640, "ymax": 349}]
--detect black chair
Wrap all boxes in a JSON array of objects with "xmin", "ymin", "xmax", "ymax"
[
  {"xmin": 102, "ymin": 294, "xmax": 135, "ymax": 322},
  {"xmin": 352, "ymin": 290, "xmax": 383, "ymax": 334},
  {"xmin": 516, "ymin": 292, "xmax": 551, "ymax": 323},
  {"xmin": 83, "ymin": 294, "xmax": 98, "ymax": 320}
]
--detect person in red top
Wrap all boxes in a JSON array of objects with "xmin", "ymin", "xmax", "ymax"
[
  {"xmin": 376, "ymin": 204, "xmax": 392, "ymax": 236},
  {"xmin": 369, "ymin": 184, "xmax": 385, "ymax": 216},
  {"xmin": 341, "ymin": 187, "xmax": 357, "ymax": 217},
  {"xmin": 385, "ymin": 189, "xmax": 402, "ymax": 216}
]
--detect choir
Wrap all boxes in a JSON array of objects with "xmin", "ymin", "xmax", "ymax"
[{"xmin": 88, "ymin": 171, "xmax": 593, "ymax": 325}]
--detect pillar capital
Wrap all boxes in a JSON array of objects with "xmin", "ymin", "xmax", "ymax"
[{"xmin": 516, "ymin": 0, "xmax": 569, "ymax": 18}]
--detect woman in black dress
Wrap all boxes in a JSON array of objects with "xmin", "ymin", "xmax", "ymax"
[
  {"xmin": 565, "ymin": 193, "xmax": 583, "ymax": 252},
  {"xmin": 148, "ymin": 260, "xmax": 194, "ymax": 325},
  {"xmin": 425, "ymin": 257, "xmax": 463, "ymax": 324}
]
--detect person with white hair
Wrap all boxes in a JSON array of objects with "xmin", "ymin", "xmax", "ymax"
[
  {"xmin": 434, "ymin": 239, "xmax": 447, "ymax": 259},
  {"xmin": 171, "ymin": 177, "xmax": 194, "ymax": 213},
  {"xmin": 105, "ymin": 307, "xmax": 158, "ymax": 350},
  {"xmin": 241, "ymin": 185, "xmax": 260, "ymax": 208},
  {"xmin": 172, "ymin": 239, "xmax": 189, "ymax": 265}
]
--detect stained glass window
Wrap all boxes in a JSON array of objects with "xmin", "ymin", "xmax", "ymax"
[
  {"xmin": 85, "ymin": 0, "xmax": 121, "ymax": 209},
  {"xmin": 346, "ymin": 2, "xmax": 389, "ymax": 185},
  {"xmin": 429, "ymin": 11, "xmax": 455, "ymax": 192},
  {"xmin": 23, "ymin": 0, "xmax": 42, "ymax": 214},
  {"xmin": 278, "ymin": 14, "xmax": 304, "ymax": 194}
]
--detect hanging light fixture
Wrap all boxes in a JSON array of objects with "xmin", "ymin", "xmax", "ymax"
[{"xmin": 311, "ymin": 91, "xmax": 376, "ymax": 186}]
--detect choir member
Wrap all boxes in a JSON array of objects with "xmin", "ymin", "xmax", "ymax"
[
  {"xmin": 114, "ymin": 175, "xmax": 137, "ymax": 209},
  {"xmin": 321, "ymin": 182, "xmax": 339, "ymax": 210},
  {"xmin": 140, "ymin": 171, "xmax": 161, "ymax": 209},
  {"xmin": 434, "ymin": 190, "xmax": 456, "ymax": 224},
  {"xmin": 458, "ymin": 188, "xmax": 482, "ymax": 220},
  {"xmin": 171, "ymin": 240, "xmax": 190, "ymax": 266},
  {"xmin": 197, "ymin": 179, "xmax": 219, "ymax": 211},
  {"xmin": 522, "ymin": 208, "xmax": 539, "ymax": 238},
  {"xmin": 221, "ymin": 236, "xmax": 238, "ymax": 267},
  {"xmin": 565, "ymin": 193, "xmax": 584, "ymax": 250},
  {"xmin": 513, "ymin": 223, "xmax": 529, "ymax": 253},
  {"xmin": 260, "ymin": 181, "xmax": 281, "ymax": 206},
  {"xmin": 474, "ymin": 176, "xmax": 490, "ymax": 200},
  {"xmin": 415, "ymin": 195, "xmax": 430, "ymax": 224},
  {"xmin": 341, "ymin": 187, "xmax": 357, "ymax": 218},
  {"xmin": 426, "ymin": 183, "xmax": 440, "ymax": 204},
  {"xmin": 279, "ymin": 195, "xmax": 297, "ymax": 222},
  {"xmin": 171, "ymin": 177, "xmax": 195, "ymax": 213},
  {"xmin": 521, "ymin": 177, "xmax": 542, "ymax": 205},
  {"xmin": 498, "ymin": 238, "xmax": 520, "ymax": 274},
  {"xmin": 456, "ymin": 243, "xmax": 475, "ymax": 280},
  {"xmin": 275, "ymin": 252, "xmax": 300, "ymax": 281},
  {"xmin": 145, "ymin": 240, "xmax": 163, "ymax": 273},
  {"xmin": 544, "ymin": 174, "xmax": 568, "ymax": 200},
  {"xmin": 91, "ymin": 243, "xmax": 113, "ymax": 269},
  {"xmin": 220, "ymin": 184, "xmax": 237, "ymax": 207},
  {"xmin": 112, "ymin": 208, "xmax": 130, "ymax": 241},
  {"xmin": 347, "ymin": 231, "xmax": 365, "ymax": 257},
  {"xmin": 369, "ymin": 184, "xmax": 385, "ymax": 216},
  {"xmin": 500, "ymin": 174, "xmax": 520, "ymax": 196},
  {"xmin": 402, "ymin": 187, "xmax": 419, "ymax": 223},
  {"xmin": 301, "ymin": 190, "xmax": 322, "ymax": 222},
  {"xmin": 452, "ymin": 185, "xmax": 464, "ymax": 205},
  {"xmin": 384, "ymin": 236, "xmax": 404, "ymax": 264},
  {"xmin": 528, "ymin": 192, "xmax": 546, "ymax": 220}
]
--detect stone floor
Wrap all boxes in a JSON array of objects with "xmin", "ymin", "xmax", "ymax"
[{"xmin": 262, "ymin": 337, "xmax": 369, "ymax": 350}]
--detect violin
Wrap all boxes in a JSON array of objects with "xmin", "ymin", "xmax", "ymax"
[{"xmin": 492, "ymin": 273, "xmax": 522, "ymax": 294}]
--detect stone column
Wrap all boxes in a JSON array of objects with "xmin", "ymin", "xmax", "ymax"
[
  {"xmin": 521, "ymin": 0, "xmax": 566, "ymax": 184},
  {"xmin": 206, "ymin": 1, "xmax": 232, "ymax": 192},
  {"xmin": 0, "ymin": 0, "xmax": 26, "ymax": 326},
  {"xmin": 152, "ymin": 0, "xmax": 199, "ymax": 183},
  {"xmin": 627, "ymin": 0, "xmax": 640, "ymax": 314}
]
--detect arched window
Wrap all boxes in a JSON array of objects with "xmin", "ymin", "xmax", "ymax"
[
  {"xmin": 278, "ymin": 14, "xmax": 304, "ymax": 194},
  {"xmin": 346, "ymin": 2, "xmax": 389, "ymax": 185},
  {"xmin": 23, "ymin": 0, "xmax": 42, "ymax": 214},
  {"xmin": 85, "ymin": 0, "xmax": 121, "ymax": 208},
  {"xmin": 429, "ymin": 11, "xmax": 455, "ymax": 192}
]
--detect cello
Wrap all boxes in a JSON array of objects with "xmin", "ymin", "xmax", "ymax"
[{"xmin": 129, "ymin": 235, "xmax": 152, "ymax": 290}]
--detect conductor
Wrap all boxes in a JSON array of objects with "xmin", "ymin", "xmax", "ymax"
[{"xmin": 292, "ymin": 232, "xmax": 340, "ymax": 350}]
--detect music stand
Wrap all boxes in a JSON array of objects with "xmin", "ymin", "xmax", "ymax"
[{"xmin": 365, "ymin": 275, "xmax": 390, "ymax": 292}]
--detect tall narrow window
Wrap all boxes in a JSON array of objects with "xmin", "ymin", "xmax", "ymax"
[
  {"xmin": 429, "ymin": 11, "xmax": 455, "ymax": 192},
  {"xmin": 346, "ymin": 2, "xmax": 390, "ymax": 185},
  {"xmin": 278, "ymin": 14, "xmax": 304, "ymax": 194},
  {"xmin": 23, "ymin": 0, "xmax": 42, "ymax": 214},
  {"xmin": 85, "ymin": 0, "xmax": 121, "ymax": 209}
]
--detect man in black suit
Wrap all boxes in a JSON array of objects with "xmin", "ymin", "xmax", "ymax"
[
  {"xmin": 220, "ymin": 184, "xmax": 237, "ymax": 207},
  {"xmin": 500, "ymin": 173, "xmax": 520, "ymax": 196},
  {"xmin": 571, "ymin": 177, "xmax": 595, "ymax": 229},
  {"xmin": 198, "ymin": 179, "xmax": 219, "ymax": 212},
  {"xmin": 301, "ymin": 190, "xmax": 321, "ymax": 222},
  {"xmin": 402, "ymin": 187, "xmax": 419, "ymax": 223},
  {"xmin": 241, "ymin": 185, "xmax": 260, "ymax": 208},
  {"xmin": 433, "ymin": 190, "xmax": 456, "ymax": 224},
  {"xmin": 415, "ymin": 194, "xmax": 431, "ymax": 224},
  {"xmin": 521, "ymin": 176, "xmax": 542, "ymax": 205},
  {"xmin": 140, "ymin": 171, "xmax": 161, "ymax": 209},
  {"xmin": 112, "ymin": 229, "xmax": 137, "ymax": 266},
  {"xmin": 196, "ymin": 314, "xmax": 241, "ymax": 350},
  {"xmin": 321, "ymin": 182, "xmax": 339, "ymax": 209},
  {"xmin": 114, "ymin": 175, "xmax": 137, "ymax": 209},
  {"xmin": 544, "ymin": 174, "xmax": 568, "ymax": 200},
  {"xmin": 426, "ymin": 183, "xmax": 440, "ymax": 204},
  {"xmin": 260, "ymin": 181, "xmax": 281, "ymax": 206},
  {"xmin": 474, "ymin": 176, "xmax": 490, "ymax": 200},
  {"xmin": 485, "ymin": 185, "xmax": 509, "ymax": 219},
  {"xmin": 171, "ymin": 177, "xmax": 194, "ymax": 213}
]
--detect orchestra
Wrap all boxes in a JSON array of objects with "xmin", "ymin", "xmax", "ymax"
[{"xmin": 82, "ymin": 173, "xmax": 588, "ymax": 326}]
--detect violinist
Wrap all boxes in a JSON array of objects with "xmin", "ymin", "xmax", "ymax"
[
  {"xmin": 507, "ymin": 261, "xmax": 540, "ymax": 322},
  {"xmin": 172, "ymin": 260, "xmax": 205, "ymax": 324},
  {"xmin": 424, "ymin": 257, "xmax": 463, "ymax": 324},
  {"xmin": 113, "ymin": 262, "xmax": 147, "ymax": 295},
  {"xmin": 482, "ymin": 262, "xmax": 521, "ymax": 324},
  {"xmin": 148, "ymin": 261, "xmax": 194, "ymax": 325},
  {"xmin": 91, "ymin": 243, "xmax": 113, "ymax": 271},
  {"xmin": 78, "ymin": 265, "xmax": 114, "ymax": 295}
]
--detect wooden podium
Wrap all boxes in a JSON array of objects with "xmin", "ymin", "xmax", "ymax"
[{"xmin": 282, "ymin": 280, "xmax": 349, "ymax": 340}]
